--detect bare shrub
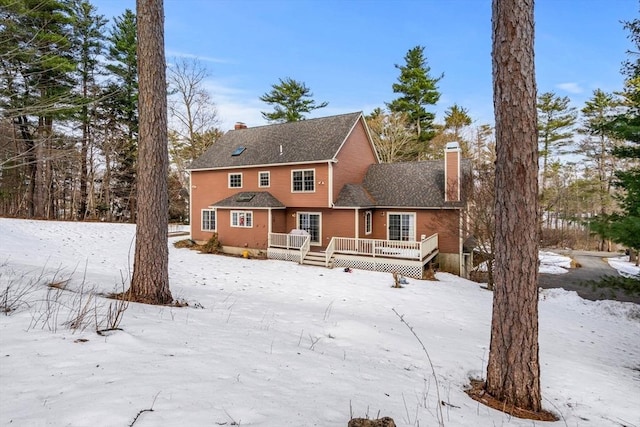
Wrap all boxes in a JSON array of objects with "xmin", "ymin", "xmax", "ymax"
[
  {"xmin": 200, "ymin": 233, "xmax": 222, "ymax": 254},
  {"xmin": 1, "ymin": 266, "xmax": 42, "ymax": 314}
]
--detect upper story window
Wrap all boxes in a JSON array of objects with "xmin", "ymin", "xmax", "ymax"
[
  {"xmin": 258, "ymin": 171, "xmax": 270, "ymax": 188},
  {"xmin": 231, "ymin": 211, "xmax": 252, "ymax": 228},
  {"xmin": 202, "ymin": 209, "xmax": 216, "ymax": 231},
  {"xmin": 228, "ymin": 173, "xmax": 242, "ymax": 188},
  {"xmin": 292, "ymin": 169, "xmax": 315, "ymax": 192}
]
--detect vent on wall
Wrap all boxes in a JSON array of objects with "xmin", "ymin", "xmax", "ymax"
[{"xmin": 231, "ymin": 146, "xmax": 246, "ymax": 156}]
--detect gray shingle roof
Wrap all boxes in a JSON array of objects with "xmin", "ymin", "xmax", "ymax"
[
  {"xmin": 333, "ymin": 184, "xmax": 376, "ymax": 208},
  {"xmin": 189, "ymin": 112, "xmax": 363, "ymax": 170},
  {"xmin": 211, "ymin": 192, "xmax": 285, "ymax": 209},
  {"xmin": 334, "ymin": 160, "xmax": 471, "ymax": 208}
]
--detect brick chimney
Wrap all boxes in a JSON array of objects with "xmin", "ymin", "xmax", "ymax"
[
  {"xmin": 234, "ymin": 122, "xmax": 247, "ymax": 130},
  {"xmin": 444, "ymin": 141, "xmax": 461, "ymax": 202}
]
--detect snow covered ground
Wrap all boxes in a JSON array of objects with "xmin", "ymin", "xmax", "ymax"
[
  {"xmin": 0, "ymin": 218, "xmax": 638, "ymax": 427},
  {"xmin": 607, "ymin": 256, "xmax": 640, "ymax": 279},
  {"xmin": 476, "ymin": 251, "xmax": 573, "ymax": 275},
  {"xmin": 539, "ymin": 251, "xmax": 573, "ymax": 274}
]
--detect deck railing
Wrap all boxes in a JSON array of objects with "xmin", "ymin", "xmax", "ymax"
[
  {"xmin": 269, "ymin": 233, "xmax": 438, "ymax": 267},
  {"xmin": 326, "ymin": 234, "xmax": 438, "ymax": 261},
  {"xmin": 268, "ymin": 232, "xmax": 309, "ymax": 249},
  {"xmin": 420, "ymin": 233, "xmax": 438, "ymax": 259}
]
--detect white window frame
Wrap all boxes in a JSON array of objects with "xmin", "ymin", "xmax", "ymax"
[
  {"xmin": 387, "ymin": 212, "xmax": 416, "ymax": 241},
  {"xmin": 228, "ymin": 172, "xmax": 243, "ymax": 188},
  {"xmin": 258, "ymin": 171, "xmax": 270, "ymax": 188},
  {"xmin": 231, "ymin": 210, "xmax": 253, "ymax": 228},
  {"xmin": 297, "ymin": 212, "xmax": 322, "ymax": 245},
  {"xmin": 291, "ymin": 169, "xmax": 315, "ymax": 193},
  {"xmin": 201, "ymin": 209, "xmax": 216, "ymax": 231},
  {"xmin": 364, "ymin": 210, "xmax": 372, "ymax": 235}
]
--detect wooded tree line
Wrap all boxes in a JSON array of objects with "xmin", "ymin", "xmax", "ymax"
[
  {"xmin": 0, "ymin": 0, "xmax": 218, "ymax": 222},
  {"xmin": 1, "ymin": 0, "xmax": 636, "ymax": 254}
]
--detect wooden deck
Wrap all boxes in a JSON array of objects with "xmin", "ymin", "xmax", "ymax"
[{"xmin": 267, "ymin": 233, "xmax": 438, "ymax": 278}]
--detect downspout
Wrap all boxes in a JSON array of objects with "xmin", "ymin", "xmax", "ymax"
[
  {"xmin": 188, "ymin": 171, "xmax": 193, "ymax": 238},
  {"xmin": 267, "ymin": 208, "xmax": 272, "ymax": 248},
  {"xmin": 459, "ymin": 208, "xmax": 464, "ymax": 276},
  {"xmin": 327, "ymin": 161, "xmax": 333, "ymax": 207}
]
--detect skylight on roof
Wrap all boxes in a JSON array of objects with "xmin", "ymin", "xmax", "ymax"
[
  {"xmin": 231, "ymin": 146, "xmax": 246, "ymax": 156},
  {"xmin": 235, "ymin": 193, "xmax": 255, "ymax": 202}
]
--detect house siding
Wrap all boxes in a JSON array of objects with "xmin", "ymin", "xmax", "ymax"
[
  {"xmin": 332, "ymin": 118, "xmax": 378, "ymax": 203},
  {"xmin": 283, "ymin": 208, "xmax": 356, "ymax": 249},
  {"xmin": 190, "ymin": 163, "xmax": 330, "ymax": 242},
  {"xmin": 215, "ymin": 209, "xmax": 270, "ymax": 249}
]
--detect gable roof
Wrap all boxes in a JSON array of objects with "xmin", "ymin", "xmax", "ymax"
[
  {"xmin": 210, "ymin": 191, "xmax": 285, "ymax": 209},
  {"xmin": 334, "ymin": 160, "xmax": 471, "ymax": 209},
  {"xmin": 189, "ymin": 112, "xmax": 363, "ymax": 170}
]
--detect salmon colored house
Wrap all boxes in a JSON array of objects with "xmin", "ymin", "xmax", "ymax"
[{"xmin": 188, "ymin": 112, "xmax": 471, "ymax": 278}]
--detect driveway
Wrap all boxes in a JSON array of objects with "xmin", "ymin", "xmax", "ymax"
[{"xmin": 538, "ymin": 250, "xmax": 640, "ymax": 304}]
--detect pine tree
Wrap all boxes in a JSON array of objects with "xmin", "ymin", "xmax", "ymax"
[
  {"xmin": 485, "ymin": 0, "xmax": 543, "ymax": 413},
  {"xmin": 537, "ymin": 92, "xmax": 577, "ymax": 192},
  {"xmin": 105, "ymin": 9, "xmax": 138, "ymax": 221},
  {"xmin": 592, "ymin": 17, "xmax": 640, "ymax": 264},
  {"xmin": 129, "ymin": 0, "xmax": 172, "ymax": 304},
  {"xmin": 0, "ymin": 0, "xmax": 77, "ymax": 218},
  {"xmin": 260, "ymin": 77, "xmax": 328, "ymax": 123},
  {"xmin": 70, "ymin": 0, "xmax": 107, "ymax": 220},
  {"xmin": 387, "ymin": 45, "xmax": 442, "ymax": 143}
]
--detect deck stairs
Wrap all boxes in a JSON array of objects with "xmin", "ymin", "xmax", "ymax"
[{"xmin": 302, "ymin": 251, "xmax": 333, "ymax": 268}]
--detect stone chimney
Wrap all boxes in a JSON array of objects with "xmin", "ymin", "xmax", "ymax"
[
  {"xmin": 444, "ymin": 141, "xmax": 461, "ymax": 202},
  {"xmin": 234, "ymin": 122, "xmax": 247, "ymax": 130}
]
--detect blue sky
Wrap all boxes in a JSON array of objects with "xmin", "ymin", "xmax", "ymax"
[{"xmin": 92, "ymin": 0, "xmax": 637, "ymax": 131}]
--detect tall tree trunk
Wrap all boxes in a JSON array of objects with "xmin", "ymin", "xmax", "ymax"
[
  {"xmin": 80, "ymin": 105, "xmax": 89, "ymax": 220},
  {"xmin": 129, "ymin": 0, "xmax": 172, "ymax": 304},
  {"xmin": 486, "ymin": 0, "xmax": 542, "ymax": 413}
]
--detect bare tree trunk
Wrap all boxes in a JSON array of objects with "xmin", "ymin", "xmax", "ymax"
[
  {"xmin": 485, "ymin": 0, "xmax": 542, "ymax": 413},
  {"xmin": 129, "ymin": 0, "xmax": 172, "ymax": 304}
]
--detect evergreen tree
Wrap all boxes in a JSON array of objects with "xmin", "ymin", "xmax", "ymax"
[
  {"xmin": 70, "ymin": 0, "xmax": 107, "ymax": 220},
  {"xmin": 0, "ymin": 0, "xmax": 77, "ymax": 218},
  {"xmin": 444, "ymin": 103, "xmax": 472, "ymax": 142},
  {"xmin": 579, "ymin": 89, "xmax": 622, "ymax": 249},
  {"xmin": 260, "ymin": 77, "xmax": 328, "ymax": 123},
  {"xmin": 387, "ymin": 45, "xmax": 442, "ymax": 143},
  {"xmin": 591, "ymin": 17, "xmax": 640, "ymax": 264},
  {"xmin": 104, "ymin": 9, "xmax": 138, "ymax": 221},
  {"xmin": 537, "ymin": 92, "xmax": 577, "ymax": 192}
]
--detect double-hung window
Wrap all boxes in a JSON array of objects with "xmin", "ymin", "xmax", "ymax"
[
  {"xmin": 258, "ymin": 171, "xmax": 270, "ymax": 188},
  {"xmin": 231, "ymin": 211, "xmax": 252, "ymax": 228},
  {"xmin": 202, "ymin": 209, "xmax": 216, "ymax": 231},
  {"xmin": 292, "ymin": 169, "xmax": 315, "ymax": 192},
  {"xmin": 228, "ymin": 173, "xmax": 242, "ymax": 188}
]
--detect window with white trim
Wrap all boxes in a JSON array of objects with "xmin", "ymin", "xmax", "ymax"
[
  {"xmin": 228, "ymin": 173, "xmax": 242, "ymax": 188},
  {"xmin": 364, "ymin": 211, "xmax": 372, "ymax": 235},
  {"xmin": 258, "ymin": 171, "xmax": 270, "ymax": 187},
  {"xmin": 292, "ymin": 169, "xmax": 315, "ymax": 192},
  {"xmin": 388, "ymin": 213, "xmax": 415, "ymax": 241},
  {"xmin": 231, "ymin": 211, "xmax": 252, "ymax": 228},
  {"xmin": 202, "ymin": 209, "xmax": 216, "ymax": 231}
]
